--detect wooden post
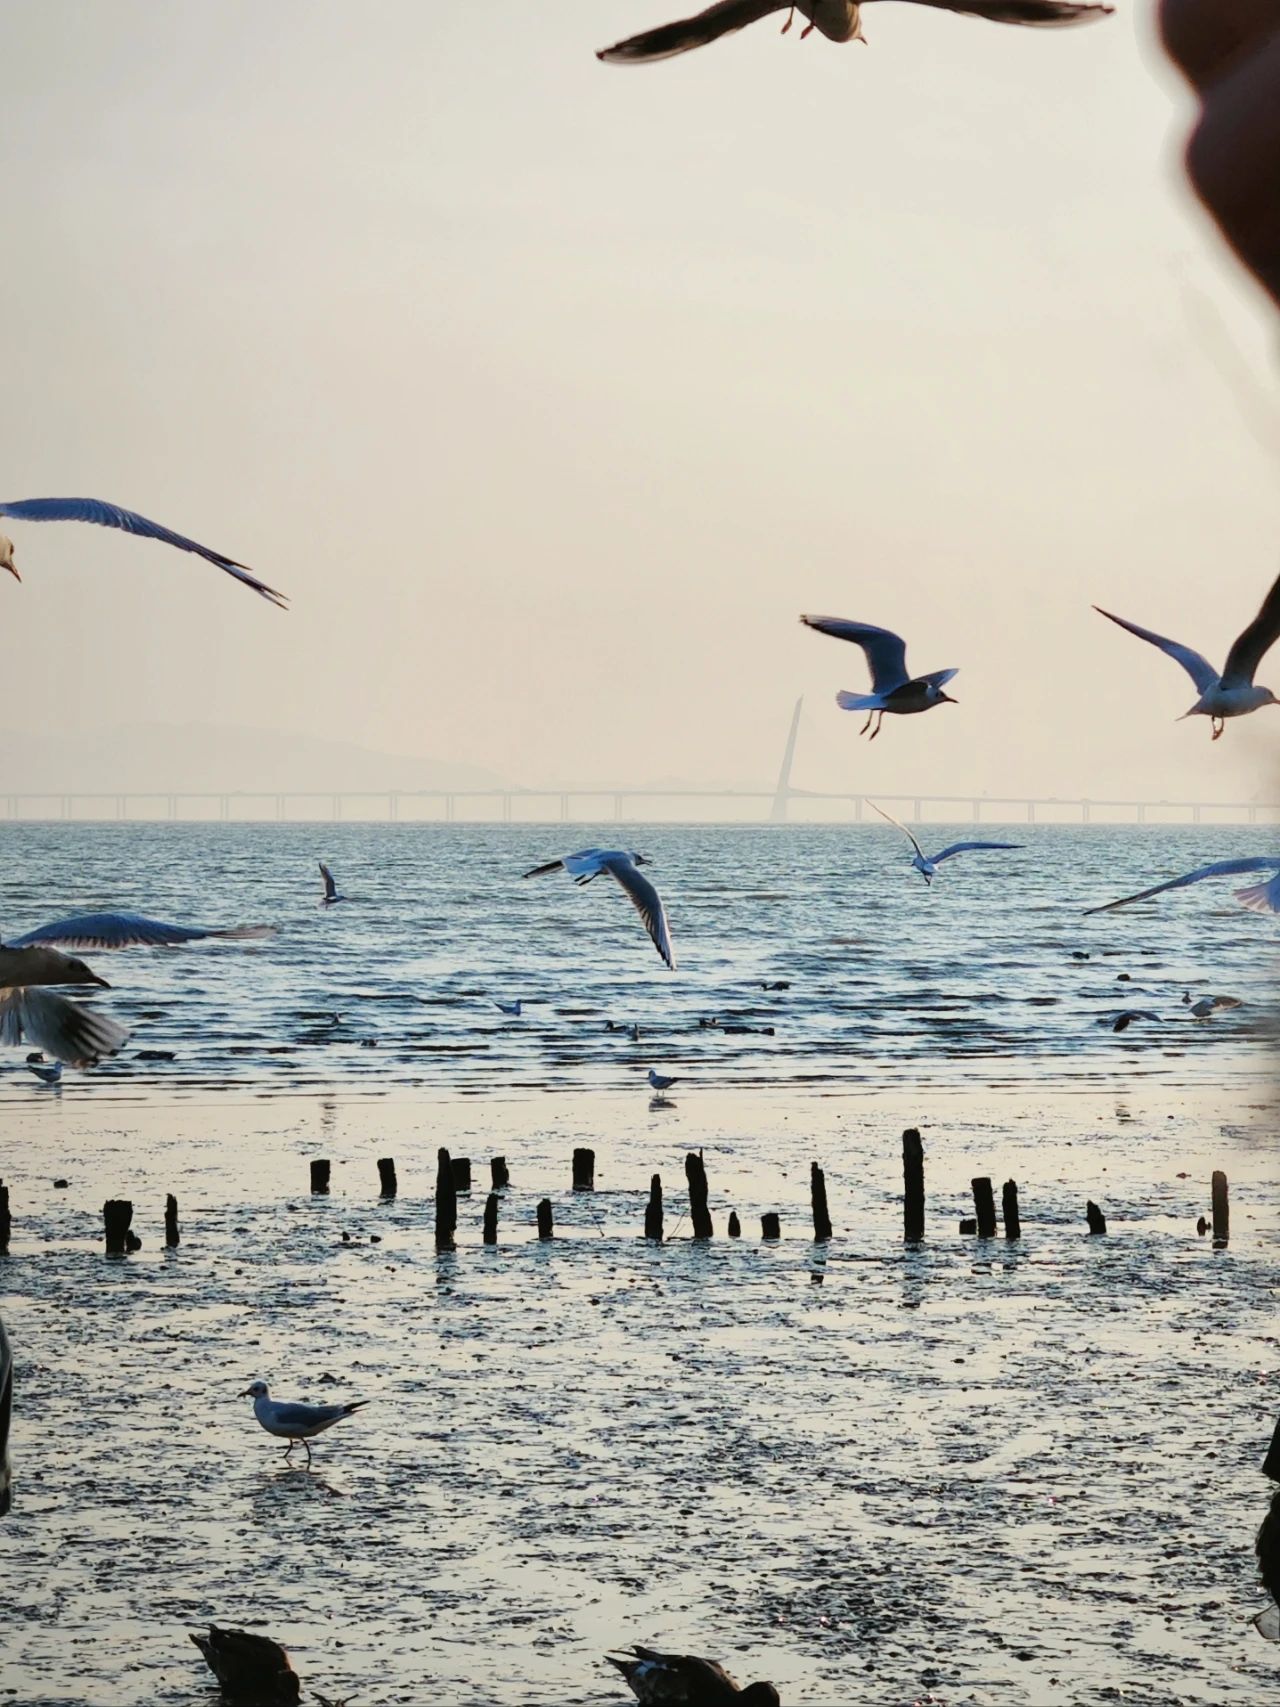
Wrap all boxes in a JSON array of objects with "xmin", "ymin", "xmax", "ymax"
[
  {"xmin": 377, "ymin": 1157, "xmax": 397, "ymax": 1198},
  {"xmin": 1263, "ymin": 1415, "xmax": 1280, "ymax": 1482},
  {"xmin": 644, "ymin": 1174, "xmax": 663, "ymax": 1242},
  {"xmin": 164, "ymin": 1194, "xmax": 180, "ymax": 1248},
  {"xmin": 727, "ymin": 1211, "xmax": 741, "ymax": 1238},
  {"xmin": 1001, "ymin": 1180, "xmax": 1020, "ymax": 1239},
  {"xmin": 810, "ymin": 1163, "xmax": 832, "ymax": 1242},
  {"xmin": 482, "ymin": 1193, "xmax": 498, "ymax": 1245},
  {"xmin": 450, "ymin": 1157, "xmax": 472, "ymax": 1193},
  {"xmin": 103, "ymin": 1200, "xmax": 134, "ymax": 1255},
  {"xmin": 490, "ymin": 1156, "xmax": 510, "ymax": 1189},
  {"xmin": 0, "ymin": 1181, "xmax": 9, "ymax": 1253},
  {"xmin": 536, "ymin": 1198, "xmax": 553, "ymax": 1240},
  {"xmin": 1086, "ymin": 1200, "xmax": 1107, "ymax": 1235},
  {"xmin": 761, "ymin": 1212, "xmax": 781, "ymax": 1240},
  {"xmin": 971, "ymin": 1177, "xmax": 997, "ymax": 1238},
  {"xmin": 1211, "ymin": 1170, "xmax": 1228, "ymax": 1246},
  {"xmin": 902, "ymin": 1128, "xmax": 924, "ymax": 1242},
  {"xmin": 685, "ymin": 1151, "xmax": 713, "ymax": 1239},
  {"xmin": 572, "ymin": 1148, "xmax": 596, "ymax": 1191},
  {"xmin": 435, "ymin": 1148, "xmax": 456, "ymax": 1250},
  {"xmin": 958, "ymin": 1217, "xmax": 978, "ymax": 1235},
  {"xmin": 309, "ymin": 1159, "xmax": 330, "ymax": 1194}
]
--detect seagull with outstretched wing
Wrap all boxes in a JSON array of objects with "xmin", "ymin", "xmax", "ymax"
[
  {"xmin": 318, "ymin": 863, "xmax": 345, "ymax": 906},
  {"xmin": 1086, "ymin": 856, "xmax": 1280, "ymax": 918},
  {"xmin": 598, "ymin": 0, "xmax": 1113, "ymax": 63},
  {"xmin": 801, "ymin": 615, "xmax": 958, "ymax": 739},
  {"xmin": 0, "ymin": 944, "xmax": 130, "ymax": 1067},
  {"xmin": 0, "ymin": 497, "xmax": 286, "ymax": 607},
  {"xmin": 8, "ymin": 912, "xmax": 274, "ymax": 950},
  {"xmin": 1094, "ymin": 568, "xmax": 1280, "ymax": 739},
  {"xmin": 867, "ymin": 800, "xmax": 1021, "ymax": 884},
  {"xmin": 523, "ymin": 848, "xmax": 676, "ymax": 969}
]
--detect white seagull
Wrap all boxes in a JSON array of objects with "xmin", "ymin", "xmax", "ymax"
[
  {"xmin": 597, "ymin": 0, "xmax": 1113, "ymax": 61},
  {"xmin": 801, "ymin": 615, "xmax": 957, "ymax": 739},
  {"xmin": 493, "ymin": 998, "xmax": 523, "ymax": 1016},
  {"xmin": 523, "ymin": 849, "xmax": 676, "ymax": 969},
  {"xmin": 0, "ymin": 945, "xmax": 130, "ymax": 1068},
  {"xmin": 240, "ymin": 1380, "xmax": 369, "ymax": 1466},
  {"xmin": 1086, "ymin": 857, "xmax": 1280, "ymax": 918},
  {"xmin": 648, "ymin": 1067, "xmax": 679, "ymax": 1091},
  {"xmin": 1094, "ymin": 570, "xmax": 1280, "ymax": 740},
  {"xmin": 0, "ymin": 497, "xmax": 286, "ymax": 607},
  {"xmin": 8, "ymin": 912, "xmax": 274, "ymax": 950},
  {"xmin": 868, "ymin": 800, "xmax": 1021, "ymax": 883},
  {"xmin": 318, "ymin": 863, "xmax": 345, "ymax": 906},
  {"xmin": 1188, "ymin": 994, "xmax": 1243, "ymax": 1020}
]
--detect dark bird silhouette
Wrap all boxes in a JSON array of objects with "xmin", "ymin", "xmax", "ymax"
[
  {"xmin": 189, "ymin": 1626, "xmax": 301, "ymax": 1704},
  {"xmin": 606, "ymin": 1645, "xmax": 780, "ymax": 1704}
]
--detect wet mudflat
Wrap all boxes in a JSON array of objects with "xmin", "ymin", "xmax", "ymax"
[{"xmin": 0, "ymin": 1086, "xmax": 1275, "ymax": 1705}]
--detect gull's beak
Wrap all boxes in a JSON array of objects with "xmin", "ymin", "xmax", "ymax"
[
  {"xmin": 940, "ymin": 694, "xmax": 958, "ymax": 705},
  {"xmin": 238, "ymin": 1388, "xmax": 252, "ymax": 1398},
  {"xmin": 2, "ymin": 562, "xmax": 19, "ymax": 583},
  {"xmin": 89, "ymin": 974, "xmax": 111, "ymax": 989}
]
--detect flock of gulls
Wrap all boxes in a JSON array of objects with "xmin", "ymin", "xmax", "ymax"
[{"xmin": 2, "ymin": 5, "xmax": 1274, "ymax": 1702}]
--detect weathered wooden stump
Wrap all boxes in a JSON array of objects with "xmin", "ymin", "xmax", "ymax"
[
  {"xmin": 377, "ymin": 1157, "xmax": 398, "ymax": 1198},
  {"xmin": 644, "ymin": 1174, "xmax": 663, "ymax": 1243},
  {"xmin": 958, "ymin": 1217, "xmax": 977, "ymax": 1235},
  {"xmin": 103, "ymin": 1199, "xmax": 134, "ymax": 1255},
  {"xmin": 0, "ymin": 1182, "xmax": 9, "ymax": 1253},
  {"xmin": 1211, "ymin": 1170, "xmax": 1229, "ymax": 1246},
  {"xmin": 490, "ymin": 1156, "xmax": 510, "ymax": 1189},
  {"xmin": 902, "ymin": 1128, "xmax": 924, "ymax": 1242},
  {"xmin": 971, "ymin": 1177, "xmax": 997, "ymax": 1239},
  {"xmin": 309, "ymin": 1159, "xmax": 331, "ymax": 1195},
  {"xmin": 164, "ymin": 1194, "xmax": 180, "ymax": 1249},
  {"xmin": 482, "ymin": 1193, "xmax": 498, "ymax": 1245},
  {"xmin": 684, "ymin": 1151, "xmax": 713, "ymax": 1239},
  {"xmin": 572, "ymin": 1148, "xmax": 596, "ymax": 1191},
  {"xmin": 761, "ymin": 1212, "xmax": 781, "ymax": 1241},
  {"xmin": 1002, "ymin": 1179, "xmax": 1021, "ymax": 1240},
  {"xmin": 1086, "ymin": 1200, "xmax": 1107, "ymax": 1235},
  {"xmin": 810, "ymin": 1163, "xmax": 832, "ymax": 1242},
  {"xmin": 435, "ymin": 1148, "xmax": 457, "ymax": 1250},
  {"xmin": 536, "ymin": 1198, "xmax": 553, "ymax": 1240},
  {"xmin": 727, "ymin": 1211, "xmax": 741, "ymax": 1238},
  {"xmin": 450, "ymin": 1157, "xmax": 472, "ymax": 1193},
  {"xmin": 1196, "ymin": 1215, "xmax": 1210, "ymax": 1237}
]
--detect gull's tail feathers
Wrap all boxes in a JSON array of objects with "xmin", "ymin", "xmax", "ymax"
[
  {"xmin": 836, "ymin": 690, "xmax": 880, "ymax": 711},
  {"xmin": 0, "ymin": 988, "xmax": 130, "ymax": 1067}
]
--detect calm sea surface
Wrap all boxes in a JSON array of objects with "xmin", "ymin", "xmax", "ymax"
[{"xmin": 1, "ymin": 820, "xmax": 1275, "ymax": 1096}]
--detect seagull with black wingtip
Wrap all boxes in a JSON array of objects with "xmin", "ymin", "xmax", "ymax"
[
  {"xmin": 801, "ymin": 614, "xmax": 958, "ymax": 739},
  {"xmin": 523, "ymin": 849, "xmax": 676, "ymax": 970}
]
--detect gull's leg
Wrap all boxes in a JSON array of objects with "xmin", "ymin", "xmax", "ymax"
[
  {"xmin": 781, "ymin": 3, "xmax": 795, "ymax": 30},
  {"xmin": 283, "ymin": 1439, "xmax": 294, "ymax": 1460},
  {"xmin": 869, "ymin": 712, "xmax": 884, "ymax": 741},
  {"xmin": 859, "ymin": 712, "xmax": 874, "ymax": 737},
  {"xmin": 1211, "ymin": 717, "xmax": 1224, "ymax": 741},
  {"xmin": 303, "ymin": 1438, "xmax": 313, "ymax": 1466}
]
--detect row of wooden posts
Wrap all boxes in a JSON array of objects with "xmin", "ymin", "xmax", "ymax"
[{"xmin": 0, "ymin": 1134, "xmax": 1231, "ymax": 1255}]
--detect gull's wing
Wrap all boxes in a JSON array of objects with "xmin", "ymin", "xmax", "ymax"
[
  {"xmin": 918, "ymin": 667, "xmax": 959, "ymax": 691},
  {"xmin": 0, "ymin": 987, "xmax": 130, "ymax": 1067},
  {"xmin": 1092, "ymin": 606, "xmax": 1218, "ymax": 692},
  {"xmin": 601, "ymin": 857, "xmax": 677, "ymax": 970},
  {"xmin": 867, "ymin": 799, "xmax": 924, "ymax": 862},
  {"xmin": 1085, "ymin": 856, "xmax": 1280, "ymax": 915},
  {"xmin": 319, "ymin": 862, "xmax": 338, "ymax": 900},
  {"xmin": 891, "ymin": 0, "xmax": 1113, "ymax": 23},
  {"xmin": 9, "ymin": 912, "xmax": 273, "ymax": 950},
  {"xmin": 1222, "ymin": 568, "xmax": 1280, "ymax": 689},
  {"xmin": 800, "ymin": 616, "xmax": 910, "ymax": 693},
  {"xmin": 930, "ymin": 841, "xmax": 1022, "ymax": 864},
  {"xmin": 0, "ymin": 498, "xmax": 287, "ymax": 607},
  {"xmin": 266, "ymin": 1399, "xmax": 357, "ymax": 1429},
  {"xmin": 597, "ymin": 0, "xmax": 784, "ymax": 62}
]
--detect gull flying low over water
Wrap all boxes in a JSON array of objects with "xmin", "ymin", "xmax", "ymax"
[
  {"xmin": 318, "ymin": 862, "xmax": 345, "ymax": 906},
  {"xmin": 800, "ymin": 615, "xmax": 957, "ymax": 739},
  {"xmin": 523, "ymin": 849, "xmax": 676, "ymax": 970},
  {"xmin": 0, "ymin": 945, "xmax": 129, "ymax": 1068},
  {"xmin": 8, "ymin": 912, "xmax": 274, "ymax": 950},
  {"xmin": 1094, "ymin": 570, "xmax": 1280, "ymax": 740},
  {"xmin": 606, "ymin": 1645, "xmax": 780, "ymax": 1705},
  {"xmin": 240, "ymin": 1380, "xmax": 369, "ymax": 1466},
  {"xmin": 0, "ymin": 497, "xmax": 286, "ymax": 606},
  {"xmin": 597, "ymin": 0, "xmax": 1113, "ymax": 61},
  {"xmin": 868, "ymin": 800, "xmax": 1021, "ymax": 883},
  {"xmin": 1111, "ymin": 1010, "xmax": 1163, "ymax": 1034},
  {"xmin": 1188, "ymin": 994, "xmax": 1242, "ymax": 1020},
  {"xmin": 1086, "ymin": 857, "xmax": 1280, "ymax": 918}
]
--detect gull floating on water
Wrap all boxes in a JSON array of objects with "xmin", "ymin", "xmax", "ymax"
[
  {"xmin": 1094, "ymin": 569, "xmax": 1280, "ymax": 740},
  {"xmin": 240, "ymin": 1380, "xmax": 369, "ymax": 1466},
  {"xmin": 868, "ymin": 800, "xmax": 1020, "ymax": 883},
  {"xmin": 318, "ymin": 862, "xmax": 345, "ymax": 906},
  {"xmin": 0, "ymin": 945, "xmax": 129, "ymax": 1068},
  {"xmin": 0, "ymin": 497, "xmax": 286, "ymax": 606},
  {"xmin": 1086, "ymin": 857, "xmax": 1280, "ymax": 918},
  {"xmin": 597, "ymin": 0, "xmax": 1112, "ymax": 61},
  {"xmin": 493, "ymin": 998, "xmax": 523, "ymax": 1016},
  {"xmin": 523, "ymin": 849, "xmax": 676, "ymax": 970},
  {"xmin": 606, "ymin": 1645, "xmax": 780, "ymax": 1705},
  {"xmin": 648, "ymin": 1067, "xmax": 679, "ymax": 1091},
  {"xmin": 9, "ymin": 912, "xmax": 274, "ymax": 950},
  {"xmin": 800, "ymin": 615, "xmax": 957, "ymax": 739},
  {"xmin": 189, "ymin": 1626, "xmax": 301, "ymax": 1706}
]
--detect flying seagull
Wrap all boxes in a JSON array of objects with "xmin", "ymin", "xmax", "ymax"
[
  {"xmin": 605, "ymin": 1645, "xmax": 780, "ymax": 1705},
  {"xmin": 8, "ymin": 912, "xmax": 274, "ymax": 950},
  {"xmin": 0, "ymin": 498, "xmax": 286, "ymax": 607},
  {"xmin": 868, "ymin": 800, "xmax": 1020, "ymax": 883},
  {"xmin": 598, "ymin": 0, "xmax": 1112, "ymax": 62},
  {"xmin": 801, "ymin": 615, "xmax": 957, "ymax": 739},
  {"xmin": 523, "ymin": 849, "xmax": 676, "ymax": 969},
  {"xmin": 1111, "ymin": 1010, "xmax": 1163, "ymax": 1034},
  {"xmin": 1085, "ymin": 856, "xmax": 1280, "ymax": 918},
  {"xmin": 1188, "ymin": 994, "xmax": 1243, "ymax": 1020},
  {"xmin": 240, "ymin": 1380, "xmax": 369, "ymax": 1466},
  {"xmin": 1094, "ymin": 570, "xmax": 1280, "ymax": 739},
  {"xmin": 318, "ymin": 863, "xmax": 345, "ymax": 906},
  {"xmin": 189, "ymin": 1626, "xmax": 301, "ymax": 1706},
  {"xmin": 0, "ymin": 945, "xmax": 130, "ymax": 1067}
]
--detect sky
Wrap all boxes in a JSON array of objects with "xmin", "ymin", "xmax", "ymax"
[{"xmin": 1, "ymin": 0, "xmax": 1277, "ymax": 807}]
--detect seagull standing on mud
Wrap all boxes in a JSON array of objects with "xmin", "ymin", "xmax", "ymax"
[
  {"xmin": 597, "ymin": 0, "xmax": 1113, "ymax": 63},
  {"xmin": 0, "ymin": 497, "xmax": 286, "ymax": 606},
  {"xmin": 0, "ymin": 945, "xmax": 129, "ymax": 1068},
  {"xmin": 1086, "ymin": 856, "xmax": 1280, "ymax": 918},
  {"xmin": 868, "ymin": 800, "xmax": 1021, "ymax": 883},
  {"xmin": 1094, "ymin": 569, "xmax": 1280, "ymax": 740},
  {"xmin": 648, "ymin": 1067, "xmax": 679, "ymax": 1091},
  {"xmin": 523, "ymin": 849, "xmax": 677, "ymax": 970},
  {"xmin": 240, "ymin": 1381, "xmax": 369, "ymax": 1466},
  {"xmin": 801, "ymin": 616, "xmax": 957, "ymax": 739}
]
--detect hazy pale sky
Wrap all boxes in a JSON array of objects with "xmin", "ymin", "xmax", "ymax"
[{"xmin": 2, "ymin": 0, "xmax": 1277, "ymax": 804}]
